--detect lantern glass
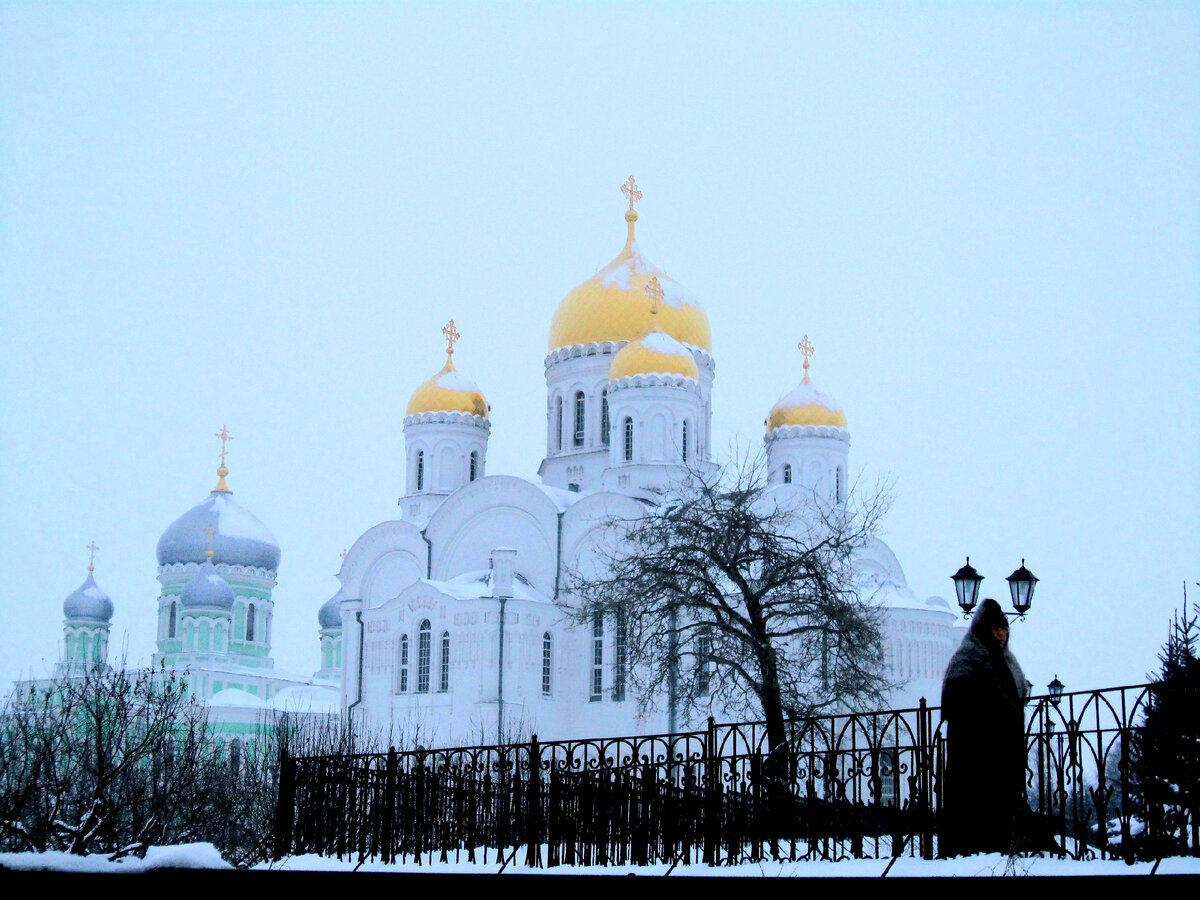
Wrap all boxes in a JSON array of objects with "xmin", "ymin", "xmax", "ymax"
[
  {"xmin": 951, "ymin": 557, "xmax": 983, "ymax": 615},
  {"xmin": 1048, "ymin": 675, "xmax": 1064, "ymax": 706},
  {"xmin": 1006, "ymin": 559, "xmax": 1038, "ymax": 615}
]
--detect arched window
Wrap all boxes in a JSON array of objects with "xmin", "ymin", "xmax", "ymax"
[
  {"xmin": 613, "ymin": 608, "xmax": 627, "ymax": 702},
  {"xmin": 417, "ymin": 620, "xmax": 431, "ymax": 693},
  {"xmin": 416, "ymin": 450, "xmax": 425, "ymax": 491},
  {"xmin": 469, "ymin": 451, "xmax": 478, "ymax": 482},
  {"xmin": 76, "ymin": 633, "xmax": 88, "ymax": 662},
  {"xmin": 199, "ymin": 622, "xmax": 211, "ymax": 652},
  {"xmin": 398, "ymin": 634, "xmax": 409, "ymax": 692},
  {"xmin": 682, "ymin": 420, "xmax": 689, "ymax": 462},
  {"xmin": 246, "ymin": 603, "xmax": 256, "ymax": 642},
  {"xmin": 601, "ymin": 389, "xmax": 610, "ymax": 446},
  {"xmin": 783, "ymin": 463, "xmax": 792, "ymax": 485},
  {"xmin": 439, "ymin": 631, "xmax": 450, "ymax": 692},
  {"xmin": 556, "ymin": 396, "xmax": 563, "ymax": 450},
  {"xmin": 168, "ymin": 601, "xmax": 177, "ymax": 639},
  {"xmin": 623, "ymin": 417, "xmax": 634, "ymax": 462},
  {"xmin": 590, "ymin": 614, "xmax": 603, "ymax": 700},
  {"xmin": 836, "ymin": 466, "xmax": 844, "ymax": 502},
  {"xmin": 542, "ymin": 632, "xmax": 552, "ymax": 695},
  {"xmin": 574, "ymin": 391, "xmax": 585, "ymax": 446}
]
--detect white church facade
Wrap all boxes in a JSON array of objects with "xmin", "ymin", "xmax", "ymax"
[
  {"xmin": 44, "ymin": 180, "xmax": 959, "ymax": 747},
  {"xmin": 329, "ymin": 179, "xmax": 961, "ymax": 746}
]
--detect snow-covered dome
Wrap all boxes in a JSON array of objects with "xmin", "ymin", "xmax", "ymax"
[
  {"xmin": 63, "ymin": 570, "xmax": 114, "ymax": 621},
  {"xmin": 406, "ymin": 352, "xmax": 488, "ymax": 418},
  {"xmin": 180, "ymin": 560, "xmax": 236, "ymax": 611},
  {"xmin": 157, "ymin": 483, "xmax": 280, "ymax": 571},
  {"xmin": 548, "ymin": 180, "xmax": 710, "ymax": 353},
  {"xmin": 767, "ymin": 379, "xmax": 847, "ymax": 430},
  {"xmin": 609, "ymin": 329, "xmax": 700, "ymax": 381},
  {"xmin": 318, "ymin": 588, "xmax": 343, "ymax": 629}
]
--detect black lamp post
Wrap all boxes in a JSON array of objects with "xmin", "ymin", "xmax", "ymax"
[{"xmin": 950, "ymin": 556, "xmax": 1039, "ymax": 619}]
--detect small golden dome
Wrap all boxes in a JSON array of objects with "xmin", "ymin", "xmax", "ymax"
[
  {"xmin": 548, "ymin": 182, "xmax": 711, "ymax": 352},
  {"xmin": 609, "ymin": 331, "xmax": 700, "ymax": 381},
  {"xmin": 407, "ymin": 355, "xmax": 489, "ymax": 418},
  {"xmin": 767, "ymin": 382, "xmax": 847, "ymax": 431}
]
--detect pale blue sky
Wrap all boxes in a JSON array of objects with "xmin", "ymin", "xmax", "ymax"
[{"xmin": 2, "ymin": 3, "xmax": 1197, "ymax": 698}]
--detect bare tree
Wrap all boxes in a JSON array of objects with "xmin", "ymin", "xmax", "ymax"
[{"xmin": 566, "ymin": 451, "xmax": 893, "ymax": 763}]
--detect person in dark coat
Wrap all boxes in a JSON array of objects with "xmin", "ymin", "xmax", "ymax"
[{"xmin": 939, "ymin": 598, "xmax": 1031, "ymax": 856}]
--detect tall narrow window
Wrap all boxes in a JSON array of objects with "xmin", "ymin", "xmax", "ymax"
[
  {"xmin": 783, "ymin": 463, "xmax": 793, "ymax": 484},
  {"xmin": 168, "ymin": 602, "xmax": 177, "ymax": 639},
  {"xmin": 590, "ymin": 614, "xmax": 603, "ymax": 700},
  {"xmin": 623, "ymin": 417, "xmax": 634, "ymax": 462},
  {"xmin": 613, "ymin": 608, "xmax": 627, "ymax": 702},
  {"xmin": 542, "ymin": 632, "xmax": 552, "ymax": 695},
  {"xmin": 246, "ymin": 603, "xmax": 256, "ymax": 642},
  {"xmin": 696, "ymin": 627, "xmax": 712, "ymax": 695},
  {"xmin": 416, "ymin": 451, "xmax": 425, "ymax": 491},
  {"xmin": 601, "ymin": 389, "xmax": 610, "ymax": 446},
  {"xmin": 556, "ymin": 396, "xmax": 563, "ymax": 450},
  {"xmin": 836, "ymin": 466, "xmax": 844, "ymax": 502},
  {"xmin": 682, "ymin": 420, "xmax": 689, "ymax": 462},
  {"xmin": 439, "ymin": 631, "xmax": 450, "ymax": 692},
  {"xmin": 574, "ymin": 391, "xmax": 585, "ymax": 446},
  {"xmin": 417, "ymin": 620, "xmax": 431, "ymax": 693},
  {"xmin": 398, "ymin": 634, "xmax": 409, "ymax": 692},
  {"xmin": 469, "ymin": 451, "xmax": 478, "ymax": 482}
]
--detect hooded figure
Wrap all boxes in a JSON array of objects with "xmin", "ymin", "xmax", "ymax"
[{"xmin": 939, "ymin": 598, "xmax": 1031, "ymax": 856}]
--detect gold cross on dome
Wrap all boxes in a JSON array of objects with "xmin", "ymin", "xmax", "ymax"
[
  {"xmin": 86, "ymin": 541, "xmax": 99, "ymax": 572},
  {"xmin": 215, "ymin": 425, "xmax": 233, "ymax": 466},
  {"xmin": 621, "ymin": 176, "xmax": 642, "ymax": 212},
  {"xmin": 340, "ymin": 549, "xmax": 348, "ymax": 561},
  {"xmin": 204, "ymin": 525, "xmax": 216, "ymax": 559},
  {"xmin": 798, "ymin": 335, "xmax": 815, "ymax": 383},
  {"xmin": 442, "ymin": 319, "xmax": 460, "ymax": 355},
  {"xmin": 644, "ymin": 274, "xmax": 664, "ymax": 315}
]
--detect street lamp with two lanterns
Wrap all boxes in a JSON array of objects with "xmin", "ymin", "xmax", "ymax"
[{"xmin": 950, "ymin": 556, "xmax": 1040, "ymax": 619}]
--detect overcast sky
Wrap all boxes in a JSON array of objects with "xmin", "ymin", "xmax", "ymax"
[{"xmin": 2, "ymin": 3, "xmax": 1196, "ymax": 704}]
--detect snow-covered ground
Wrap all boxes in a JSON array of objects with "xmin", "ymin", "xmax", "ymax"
[{"xmin": 2, "ymin": 844, "xmax": 1199, "ymax": 876}]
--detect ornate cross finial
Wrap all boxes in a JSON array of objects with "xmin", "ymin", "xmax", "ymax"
[
  {"xmin": 621, "ymin": 175, "xmax": 642, "ymax": 212},
  {"xmin": 215, "ymin": 426, "xmax": 233, "ymax": 466},
  {"xmin": 442, "ymin": 319, "xmax": 460, "ymax": 356},
  {"xmin": 798, "ymin": 335, "xmax": 815, "ymax": 383},
  {"xmin": 340, "ymin": 549, "xmax": 348, "ymax": 561},
  {"xmin": 644, "ymin": 274, "xmax": 664, "ymax": 316},
  {"xmin": 204, "ymin": 525, "xmax": 216, "ymax": 560},
  {"xmin": 86, "ymin": 541, "xmax": 99, "ymax": 573}
]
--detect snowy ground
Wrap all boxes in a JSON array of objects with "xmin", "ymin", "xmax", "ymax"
[{"xmin": 2, "ymin": 844, "xmax": 1199, "ymax": 876}]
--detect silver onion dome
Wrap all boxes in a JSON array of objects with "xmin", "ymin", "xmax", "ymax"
[
  {"xmin": 318, "ymin": 589, "xmax": 344, "ymax": 629},
  {"xmin": 157, "ymin": 490, "xmax": 281, "ymax": 571},
  {"xmin": 180, "ymin": 560, "xmax": 236, "ymax": 611},
  {"xmin": 63, "ymin": 571, "xmax": 114, "ymax": 621}
]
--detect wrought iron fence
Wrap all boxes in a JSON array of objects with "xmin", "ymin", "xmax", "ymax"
[{"xmin": 274, "ymin": 683, "xmax": 1191, "ymax": 867}]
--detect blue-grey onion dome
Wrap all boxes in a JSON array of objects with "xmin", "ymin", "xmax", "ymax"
[
  {"xmin": 318, "ymin": 589, "xmax": 344, "ymax": 629},
  {"xmin": 63, "ymin": 571, "xmax": 114, "ymax": 621},
  {"xmin": 157, "ymin": 490, "xmax": 281, "ymax": 570},
  {"xmin": 180, "ymin": 560, "xmax": 236, "ymax": 611}
]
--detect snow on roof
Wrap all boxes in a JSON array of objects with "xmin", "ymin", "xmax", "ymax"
[
  {"xmin": 599, "ymin": 243, "xmax": 700, "ymax": 310},
  {"xmin": 269, "ymin": 684, "xmax": 340, "ymax": 715},
  {"xmin": 772, "ymin": 381, "xmax": 842, "ymax": 412},
  {"xmin": 207, "ymin": 687, "xmax": 265, "ymax": 709},
  {"xmin": 435, "ymin": 369, "xmax": 482, "ymax": 393},
  {"xmin": 213, "ymin": 492, "xmax": 279, "ymax": 546},
  {"xmin": 533, "ymin": 480, "xmax": 592, "ymax": 512},
  {"xmin": 424, "ymin": 570, "xmax": 552, "ymax": 605},
  {"xmin": 640, "ymin": 331, "xmax": 692, "ymax": 357}
]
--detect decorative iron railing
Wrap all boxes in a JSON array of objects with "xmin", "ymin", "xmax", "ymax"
[{"xmin": 274, "ymin": 683, "xmax": 1190, "ymax": 867}]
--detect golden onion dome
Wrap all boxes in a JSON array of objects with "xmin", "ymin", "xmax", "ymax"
[
  {"xmin": 609, "ymin": 330, "xmax": 700, "ymax": 381},
  {"xmin": 767, "ymin": 335, "xmax": 846, "ymax": 430},
  {"xmin": 406, "ymin": 354, "xmax": 489, "ymax": 418},
  {"xmin": 548, "ymin": 180, "xmax": 711, "ymax": 353}
]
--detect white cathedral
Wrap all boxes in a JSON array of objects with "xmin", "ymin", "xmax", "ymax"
[{"xmin": 50, "ymin": 179, "xmax": 960, "ymax": 746}]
